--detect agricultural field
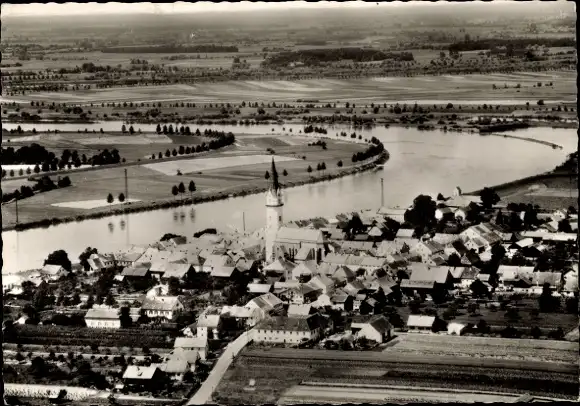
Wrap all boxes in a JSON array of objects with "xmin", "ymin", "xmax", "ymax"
[
  {"xmin": 214, "ymin": 348, "xmax": 577, "ymax": 404},
  {"xmin": 498, "ymin": 175, "xmax": 579, "ymax": 210},
  {"xmin": 2, "ymin": 71, "xmax": 575, "ymax": 105},
  {"xmin": 1, "ymin": 134, "xmax": 366, "ymax": 228},
  {"xmin": 384, "ymin": 334, "xmax": 578, "ymax": 364}
]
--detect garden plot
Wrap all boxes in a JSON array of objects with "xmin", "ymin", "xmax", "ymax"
[
  {"xmin": 142, "ymin": 154, "xmax": 299, "ymax": 176},
  {"xmin": 51, "ymin": 198, "xmax": 141, "ymax": 210}
]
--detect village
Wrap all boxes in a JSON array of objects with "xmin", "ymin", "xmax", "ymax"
[{"xmin": 2, "ymin": 158, "xmax": 579, "ymax": 403}]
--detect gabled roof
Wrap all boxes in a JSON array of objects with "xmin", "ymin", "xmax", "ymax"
[
  {"xmin": 413, "ymin": 240, "xmax": 444, "ymax": 254},
  {"xmin": 246, "ymin": 293, "xmax": 283, "ymax": 312},
  {"xmin": 396, "ymin": 228, "xmax": 415, "ymax": 238},
  {"xmin": 292, "ymin": 261, "xmax": 318, "ymax": 278},
  {"xmin": 170, "ymin": 348, "xmax": 199, "ymax": 365},
  {"xmin": 366, "ymin": 314, "xmax": 392, "ymax": 333},
  {"xmin": 174, "ymin": 336, "xmax": 208, "ymax": 349},
  {"xmin": 409, "ymin": 264, "xmax": 450, "ymax": 284},
  {"xmin": 121, "ymin": 266, "xmax": 150, "ymax": 277},
  {"xmin": 276, "ymin": 227, "xmax": 325, "ymax": 244},
  {"xmin": 210, "ymin": 266, "xmax": 237, "ymax": 278},
  {"xmin": 85, "ymin": 308, "xmax": 119, "ymax": 320},
  {"xmin": 142, "ymin": 296, "xmax": 182, "ymax": 311},
  {"xmin": 204, "ymin": 254, "xmax": 234, "ymax": 269},
  {"xmin": 332, "ymin": 266, "xmax": 356, "ymax": 282},
  {"xmin": 41, "ymin": 265, "xmax": 67, "ymax": 275},
  {"xmin": 343, "ymin": 280, "xmax": 365, "ymax": 295},
  {"xmin": 123, "ymin": 365, "xmax": 158, "ymax": 380},
  {"xmin": 247, "ymin": 283, "xmax": 272, "ymax": 294},
  {"xmin": 307, "ymin": 275, "xmax": 335, "ymax": 290},
  {"xmin": 162, "ymin": 357, "xmax": 189, "ymax": 374},
  {"xmin": 294, "ymin": 246, "xmax": 315, "ymax": 261},
  {"xmin": 221, "ymin": 305, "xmax": 260, "ymax": 319},
  {"xmin": 196, "ymin": 314, "xmax": 221, "ymax": 328},
  {"xmin": 532, "ymin": 272, "xmax": 562, "ymax": 287},
  {"xmin": 290, "ymin": 283, "xmax": 318, "ymax": 296},
  {"xmin": 400, "ymin": 279, "xmax": 436, "ymax": 290},
  {"xmin": 287, "ymin": 304, "xmax": 313, "ymax": 317},
  {"xmin": 255, "ymin": 315, "xmax": 320, "ymax": 332},
  {"xmin": 407, "ymin": 315, "xmax": 436, "ymax": 328},
  {"xmin": 263, "ymin": 258, "xmax": 296, "ymax": 273}
]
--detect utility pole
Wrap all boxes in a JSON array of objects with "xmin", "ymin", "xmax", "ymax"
[
  {"xmin": 15, "ymin": 198, "xmax": 19, "ymax": 225},
  {"xmin": 380, "ymin": 177, "xmax": 385, "ymax": 208},
  {"xmin": 242, "ymin": 211, "xmax": 246, "ymax": 234},
  {"xmin": 124, "ymin": 168, "xmax": 129, "ymax": 200}
]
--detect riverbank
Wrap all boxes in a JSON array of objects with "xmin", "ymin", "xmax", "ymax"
[{"xmin": 2, "ymin": 150, "xmax": 388, "ymax": 232}]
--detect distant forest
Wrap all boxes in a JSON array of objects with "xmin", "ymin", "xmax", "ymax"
[
  {"xmin": 100, "ymin": 44, "xmax": 238, "ymax": 54},
  {"xmin": 449, "ymin": 37, "xmax": 575, "ymax": 52},
  {"xmin": 263, "ymin": 48, "xmax": 414, "ymax": 66}
]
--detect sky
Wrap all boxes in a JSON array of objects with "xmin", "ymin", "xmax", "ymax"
[{"xmin": 2, "ymin": 1, "xmax": 388, "ymax": 17}]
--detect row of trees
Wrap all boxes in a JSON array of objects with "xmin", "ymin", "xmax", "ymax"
[{"xmin": 171, "ymin": 181, "xmax": 196, "ymax": 199}]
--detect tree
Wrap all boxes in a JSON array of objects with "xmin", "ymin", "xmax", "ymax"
[
  {"xmin": 44, "ymin": 249, "xmax": 72, "ymax": 272},
  {"xmin": 79, "ymin": 247, "xmax": 98, "ymax": 271},
  {"xmin": 188, "ymin": 181, "xmax": 196, "ymax": 197},
  {"xmin": 178, "ymin": 182, "xmax": 186, "ymax": 198},
  {"xmin": 404, "ymin": 195, "xmax": 437, "ymax": 231},
  {"xmin": 172, "ymin": 149, "xmax": 178, "ymax": 156},
  {"xmin": 118, "ymin": 193, "xmax": 125, "ymax": 203},
  {"xmin": 107, "ymin": 193, "xmax": 114, "ymax": 206},
  {"xmin": 171, "ymin": 185, "xmax": 179, "ymax": 199},
  {"xmin": 337, "ymin": 160, "xmax": 343, "ymax": 167},
  {"xmin": 104, "ymin": 291, "xmax": 116, "ymax": 307},
  {"xmin": 538, "ymin": 283, "xmax": 558, "ymax": 313},
  {"xmin": 119, "ymin": 306, "xmax": 132, "ymax": 328},
  {"xmin": 307, "ymin": 165, "xmax": 313, "ymax": 174},
  {"xmin": 479, "ymin": 187, "xmax": 500, "ymax": 209},
  {"xmin": 264, "ymin": 171, "xmax": 270, "ymax": 180},
  {"xmin": 32, "ymin": 282, "xmax": 50, "ymax": 310},
  {"xmin": 121, "ymin": 124, "xmax": 126, "ymax": 134},
  {"xmin": 33, "ymin": 164, "xmax": 40, "ymax": 174},
  {"xmin": 470, "ymin": 279, "xmax": 489, "ymax": 298},
  {"xmin": 168, "ymin": 277, "xmax": 181, "ymax": 296},
  {"xmin": 476, "ymin": 319, "xmax": 489, "ymax": 334},
  {"xmin": 156, "ymin": 124, "xmax": 161, "ymax": 134},
  {"xmin": 282, "ymin": 169, "xmax": 288, "ymax": 176},
  {"xmin": 530, "ymin": 326, "xmax": 542, "ymax": 339}
]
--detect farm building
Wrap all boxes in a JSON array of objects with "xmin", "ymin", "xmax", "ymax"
[
  {"xmin": 406, "ymin": 315, "xmax": 436, "ymax": 333},
  {"xmin": 174, "ymin": 336, "xmax": 208, "ymax": 360},
  {"xmin": 84, "ymin": 308, "xmax": 121, "ymax": 329},
  {"xmin": 141, "ymin": 296, "xmax": 184, "ymax": 320},
  {"xmin": 122, "ymin": 366, "xmax": 165, "ymax": 390},
  {"xmin": 252, "ymin": 314, "xmax": 322, "ymax": 344},
  {"xmin": 348, "ymin": 314, "xmax": 393, "ymax": 344}
]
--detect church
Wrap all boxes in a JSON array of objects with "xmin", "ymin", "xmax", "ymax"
[{"xmin": 265, "ymin": 158, "xmax": 326, "ymax": 265}]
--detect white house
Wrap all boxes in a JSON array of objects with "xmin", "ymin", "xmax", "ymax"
[
  {"xmin": 252, "ymin": 315, "xmax": 322, "ymax": 344},
  {"xmin": 85, "ymin": 308, "xmax": 121, "ymax": 329},
  {"xmin": 174, "ymin": 336, "xmax": 208, "ymax": 360},
  {"xmin": 141, "ymin": 296, "xmax": 184, "ymax": 320},
  {"xmin": 349, "ymin": 315, "xmax": 393, "ymax": 344},
  {"xmin": 196, "ymin": 313, "xmax": 222, "ymax": 339},
  {"xmin": 406, "ymin": 315, "xmax": 435, "ymax": 333},
  {"xmin": 447, "ymin": 322, "xmax": 467, "ymax": 336}
]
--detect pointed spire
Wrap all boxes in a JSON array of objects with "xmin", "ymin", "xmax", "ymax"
[{"xmin": 269, "ymin": 157, "xmax": 280, "ymax": 192}]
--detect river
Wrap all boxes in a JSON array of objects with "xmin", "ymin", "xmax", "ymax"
[{"xmin": 1, "ymin": 125, "xmax": 576, "ymax": 273}]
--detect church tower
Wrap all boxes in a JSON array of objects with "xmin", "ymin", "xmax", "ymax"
[{"xmin": 265, "ymin": 158, "xmax": 284, "ymax": 263}]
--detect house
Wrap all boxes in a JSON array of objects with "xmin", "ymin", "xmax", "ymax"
[
  {"xmin": 332, "ymin": 266, "xmax": 356, "ymax": 285},
  {"xmin": 174, "ymin": 336, "xmax": 208, "ymax": 360},
  {"xmin": 359, "ymin": 297, "xmax": 380, "ymax": 315},
  {"xmin": 396, "ymin": 228, "xmax": 415, "ymax": 239},
  {"xmin": 40, "ymin": 265, "xmax": 69, "ymax": 280},
  {"xmin": 447, "ymin": 322, "xmax": 467, "ymax": 336},
  {"xmin": 120, "ymin": 266, "xmax": 151, "ymax": 281},
  {"xmin": 459, "ymin": 267, "xmax": 480, "ymax": 289},
  {"xmin": 159, "ymin": 263, "xmax": 193, "ymax": 280},
  {"xmin": 221, "ymin": 305, "xmax": 264, "ymax": 327},
  {"xmin": 274, "ymin": 227, "xmax": 326, "ymax": 263},
  {"xmin": 122, "ymin": 366, "xmax": 165, "ymax": 390},
  {"xmin": 247, "ymin": 283, "xmax": 273, "ymax": 295},
  {"xmin": 291, "ymin": 261, "xmax": 318, "ymax": 281},
  {"xmin": 411, "ymin": 241, "xmax": 444, "ymax": 263},
  {"xmin": 195, "ymin": 312, "xmax": 222, "ymax": 339},
  {"xmin": 343, "ymin": 280, "xmax": 366, "ymax": 296},
  {"xmin": 141, "ymin": 296, "xmax": 184, "ymax": 320},
  {"xmin": 435, "ymin": 207, "xmax": 454, "ymax": 221},
  {"xmin": 454, "ymin": 207, "xmax": 471, "ymax": 221},
  {"xmin": 263, "ymin": 258, "xmax": 297, "ymax": 280},
  {"xmin": 210, "ymin": 266, "xmax": 239, "ymax": 279},
  {"xmin": 283, "ymin": 283, "xmax": 320, "ymax": 304},
  {"xmin": 87, "ymin": 253, "xmax": 116, "ymax": 272},
  {"xmin": 203, "ymin": 254, "xmax": 235, "ymax": 273},
  {"xmin": 245, "ymin": 293, "xmax": 284, "ymax": 314},
  {"xmin": 306, "ymin": 275, "xmax": 335, "ymax": 295},
  {"xmin": 406, "ymin": 315, "xmax": 436, "ymax": 333},
  {"xmin": 84, "ymin": 308, "xmax": 121, "ymax": 329},
  {"xmin": 531, "ymin": 272, "xmax": 563, "ymax": 294},
  {"xmin": 287, "ymin": 304, "xmax": 316, "ymax": 317},
  {"xmin": 349, "ymin": 315, "xmax": 393, "ymax": 343},
  {"xmin": 235, "ymin": 258, "xmax": 256, "ymax": 273},
  {"xmin": 252, "ymin": 314, "xmax": 322, "ymax": 344},
  {"xmin": 163, "ymin": 349, "xmax": 199, "ymax": 381},
  {"xmin": 499, "ymin": 269, "xmax": 534, "ymax": 292},
  {"xmin": 562, "ymin": 269, "xmax": 578, "ymax": 296},
  {"xmin": 324, "ymin": 290, "xmax": 351, "ymax": 311},
  {"xmin": 460, "ymin": 224, "xmax": 502, "ymax": 249},
  {"xmin": 146, "ymin": 284, "xmax": 169, "ymax": 298}
]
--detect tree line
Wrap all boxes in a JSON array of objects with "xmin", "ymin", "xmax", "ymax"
[
  {"xmin": 2, "ymin": 175, "xmax": 71, "ymax": 203},
  {"xmin": 263, "ymin": 48, "xmax": 414, "ymax": 67},
  {"xmin": 100, "ymin": 44, "xmax": 238, "ymax": 53},
  {"xmin": 449, "ymin": 37, "xmax": 575, "ymax": 53}
]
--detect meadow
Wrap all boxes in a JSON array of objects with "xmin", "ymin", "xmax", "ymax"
[{"xmin": 3, "ymin": 71, "xmax": 575, "ymax": 105}]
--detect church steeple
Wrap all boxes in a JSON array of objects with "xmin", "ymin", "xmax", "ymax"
[{"xmin": 269, "ymin": 157, "xmax": 280, "ymax": 193}]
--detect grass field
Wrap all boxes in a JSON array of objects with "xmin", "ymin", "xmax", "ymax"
[
  {"xmin": 1, "ymin": 135, "xmax": 366, "ymax": 228},
  {"xmin": 2, "ymin": 71, "xmax": 575, "ymax": 105},
  {"xmin": 384, "ymin": 334, "xmax": 578, "ymax": 364},
  {"xmin": 498, "ymin": 175, "xmax": 579, "ymax": 210},
  {"xmin": 214, "ymin": 348, "xmax": 577, "ymax": 404}
]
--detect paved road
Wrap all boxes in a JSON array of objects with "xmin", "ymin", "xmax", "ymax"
[{"xmin": 186, "ymin": 329, "xmax": 254, "ymax": 405}]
